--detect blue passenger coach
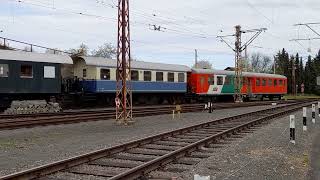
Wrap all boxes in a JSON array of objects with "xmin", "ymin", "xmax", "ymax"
[{"xmin": 72, "ymin": 56, "xmax": 191, "ymax": 104}]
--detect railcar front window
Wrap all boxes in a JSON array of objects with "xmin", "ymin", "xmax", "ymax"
[
  {"xmin": 131, "ymin": 70, "xmax": 139, "ymax": 81},
  {"xmin": 100, "ymin": 69, "xmax": 110, "ymax": 80},
  {"xmin": 144, "ymin": 71, "xmax": 151, "ymax": 81},
  {"xmin": 217, "ymin": 76, "xmax": 224, "ymax": 85},
  {"xmin": 178, "ymin": 73, "xmax": 185, "ymax": 82},
  {"xmin": 156, "ymin": 72, "xmax": 163, "ymax": 81},
  {"xmin": 0, "ymin": 64, "xmax": 9, "ymax": 77},
  {"xmin": 20, "ymin": 65, "xmax": 33, "ymax": 78},
  {"xmin": 168, "ymin": 72, "xmax": 174, "ymax": 82},
  {"xmin": 225, "ymin": 76, "xmax": 231, "ymax": 85}
]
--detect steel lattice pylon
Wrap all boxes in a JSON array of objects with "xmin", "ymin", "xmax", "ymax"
[
  {"xmin": 116, "ymin": 0, "xmax": 132, "ymax": 124},
  {"xmin": 234, "ymin": 25, "xmax": 243, "ymax": 102},
  {"xmin": 217, "ymin": 25, "xmax": 266, "ymax": 103}
]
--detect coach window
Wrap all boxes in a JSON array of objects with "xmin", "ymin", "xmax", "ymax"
[
  {"xmin": 279, "ymin": 80, "xmax": 283, "ymax": 86},
  {"xmin": 168, "ymin": 72, "xmax": 175, "ymax": 82},
  {"xmin": 83, "ymin": 69, "xmax": 87, "ymax": 78},
  {"xmin": 144, "ymin": 71, "xmax": 151, "ymax": 81},
  {"xmin": 268, "ymin": 79, "xmax": 273, "ymax": 86},
  {"xmin": 178, "ymin": 73, "xmax": 185, "ymax": 82},
  {"xmin": 0, "ymin": 64, "xmax": 9, "ymax": 77},
  {"xmin": 256, "ymin": 78, "xmax": 260, "ymax": 86},
  {"xmin": 217, "ymin": 76, "xmax": 224, "ymax": 85},
  {"xmin": 156, "ymin": 72, "xmax": 163, "ymax": 81},
  {"xmin": 131, "ymin": 70, "xmax": 139, "ymax": 81},
  {"xmin": 262, "ymin": 79, "xmax": 266, "ymax": 86},
  {"xmin": 100, "ymin": 69, "xmax": 110, "ymax": 80},
  {"xmin": 20, "ymin": 65, "xmax": 33, "ymax": 78},
  {"xmin": 208, "ymin": 76, "xmax": 214, "ymax": 85},
  {"xmin": 274, "ymin": 79, "xmax": 278, "ymax": 86},
  {"xmin": 44, "ymin": 66, "xmax": 56, "ymax": 79}
]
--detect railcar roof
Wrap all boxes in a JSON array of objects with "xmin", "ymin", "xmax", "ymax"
[
  {"xmin": 192, "ymin": 68, "xmax": 287, "ymax": 79},
  {"xmin": 0, "ymin": 49, "xmax": 73, "ymax": 64},
  {"xmin": 79, "ymin": 56, "xmax": 191, "ymax": 72}
]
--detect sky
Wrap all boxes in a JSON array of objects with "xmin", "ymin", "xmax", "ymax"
[{"xmin": 0, "ymin": 0, "xmax": 320, "ymax": 69}]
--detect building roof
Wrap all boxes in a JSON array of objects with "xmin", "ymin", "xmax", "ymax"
[
  {"xmin": 192, "ymin": 68, "xmax": 287, "ymax": 79},
  {"xmin": 78, "ymin": 56, "xmax": 191, "ymax": 72},
  {"xmin": 0, "ymin": 49, "xmax": 73, "ymax": 64}
]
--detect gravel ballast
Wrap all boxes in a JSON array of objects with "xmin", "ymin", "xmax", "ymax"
[
  {"xmin": 0, "ymin": 105, "xmax": 279, "ymax": 176},
  {"xmin": 182, "ymin": 107, "xmax": 320, "ymax": 180}
]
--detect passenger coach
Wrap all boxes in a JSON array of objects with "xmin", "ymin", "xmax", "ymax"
[
  {"xmin": 72, "ymin": 56, "xmax": 190, "ymax": 104},
  {"xmin": 0, "ymin": 49, "xmax": 73, "ymax": 107},
  {"xmin": 188, "ymin": 69, "xmax": 287, "ymax": 101}
]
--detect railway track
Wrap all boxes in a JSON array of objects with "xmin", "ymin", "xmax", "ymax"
[
  {"xmin": 0, "ymin": 100, "xmax": 298, "ymax": 130},
  {"xmin": 0, "ymin": 100, "xmax": 315, "ymax": 180}
]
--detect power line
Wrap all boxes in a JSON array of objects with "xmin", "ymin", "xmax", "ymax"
[
  {"xmin": 246, "ymin": 0, "xmax": 273, "ymax": 24},
  {"xmin": 96, "ymin": 0, "xmax": 216, "ymax": 38}
]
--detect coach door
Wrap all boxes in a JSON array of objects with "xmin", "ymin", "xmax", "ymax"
[
  {"xmin": 247, "ymin": 77, "xmax": 252, "ymax": 95},
  {"xmin": 200, "ymin": 76, "xmax": 205, "ymax": 92}
]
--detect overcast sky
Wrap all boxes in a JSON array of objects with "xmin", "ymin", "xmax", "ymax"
[{"xmin": 1, "ymin": 0, "xmax": 320, "ymax": 69}]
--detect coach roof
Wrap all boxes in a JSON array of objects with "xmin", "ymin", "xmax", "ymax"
[
  {"xmin": 0, "ymin": 49, "xmax": 73, "ymax": 64},
  {"xmin": 192, "ymin": 68, "xmax": 287, "ymax": 79},
  {"xmin": 79, "ymin": 56, "xmax": 191, "ymax": 72}
]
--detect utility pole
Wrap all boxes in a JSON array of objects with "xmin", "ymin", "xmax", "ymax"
[
  {"xmin": 218, "ymin": 26, "xmax": 267, "ymax": 102},
  {"xmin": 116, "ymin": 0, "xmax": 132, "ymax": 125},
  {"xmin": 195, "ymin": 49, "xmax": 198, "ymax": 68}
]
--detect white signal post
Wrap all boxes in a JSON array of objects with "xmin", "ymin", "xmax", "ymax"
[
  {"xmin": 312, "ymin": 104, "xmax": 316, "ymax": 124},
  {"xmin": 318, "ymin": 102, "xmax": 320, "ymax": 117},
  {"xmin": 303, "ymin": 107, "xmax": 307, "ymax": 131},
  {"xmin": 290, "ymin": 115, "xmax": 295, "ymax": 145}
]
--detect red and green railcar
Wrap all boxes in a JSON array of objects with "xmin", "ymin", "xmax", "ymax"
[{"xmin": 188, "ymin": 69, "xmax": 287, "ymax": 100}]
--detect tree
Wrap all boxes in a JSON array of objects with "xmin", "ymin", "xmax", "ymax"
[
  {"xmin": 67, "ymin": 43, "xmax": 89, "ymax": 56},
  {"xmin": 91, "ymin": 43, "xmax": 116, "ymax": 59},
  {"xmin": 299, "ymin": 57, "xmax": 304, "ymax": 93},
  {"xmin": 249, "ymin": 52, "xmax": 273, "ymax": 73},
  {"xmin": 192, "ymin": 60, "xmax": 213, "ymax": 69}
]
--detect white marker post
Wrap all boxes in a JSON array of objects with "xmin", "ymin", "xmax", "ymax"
[
  {"xmin": 290, "ymin": 115, "xmax": 295, "ymax": 145},
  {"xmin": 318, "ymin": 102, "xmax": 320, "ymax": 117},
  {"xmin": 312, "ymin": 104, "xmax": 316, "ymax": 124},
  {"xmin": 303, "ymin": 107, "xmax": 307, "ymax": 131}
]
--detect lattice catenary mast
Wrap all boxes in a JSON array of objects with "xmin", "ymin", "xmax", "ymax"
[
  {"xmin": 116, "ymin": 0, "xmax": 132, "ymax": 124},
  {"xmin": 218, "ymin": 25, "xmax": 267, "ymax": 102}
]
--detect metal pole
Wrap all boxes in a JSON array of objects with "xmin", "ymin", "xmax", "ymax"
[
  {"xmin": 292, "ymin": 62, "xmax": 296, "ymax": 96},
  {"xmin": 234, "ymin": 25, "xmax": 242, "ymax": 102},
  {"xmin": 116, "ymin": 0, "xmax": 132, "ymax": 125},
  {"xmin": 195, "ymin": 49, "xmax": 198, "ymax": 68}
]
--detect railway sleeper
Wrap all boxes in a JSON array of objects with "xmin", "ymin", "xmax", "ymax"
[{"xmin": 89, "ymin": 159, "xmax": 142, "ymax": 169}]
